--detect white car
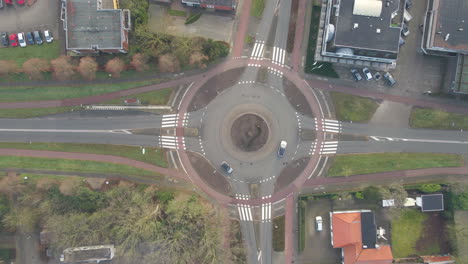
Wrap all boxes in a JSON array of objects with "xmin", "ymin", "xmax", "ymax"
[
  {"xmin": 44, "ymin": 30, "xmax": 54, "ymax": 43},
  {"xmin": 315, "ymin": 216, "xmax": 323, "ymax": 231},
  {"xmin": 17, "ymin": 32, "xmax": 26, "ymax": 47},
  {"xmin": 277, "ymin": 140, "xmax": 287, "ymax": 158},
  {"xmin": 362, "ymin": 67, "xmax": 373, "ymax": 80}
]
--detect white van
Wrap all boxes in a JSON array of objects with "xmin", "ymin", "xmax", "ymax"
[
  {"xmin": 404, "ymin": 9, "xmax": 412, "ymax": 23},
  {"xmin": 315, "ymin": 216, "xmax": 323, "ymax": 231}
]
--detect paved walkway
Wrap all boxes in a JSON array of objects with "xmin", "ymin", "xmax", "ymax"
[
  {"xmin": 290, "ymin": 0, "xmax": 307, "ymax": 71},
  {"xmin": 232, "ymin": 0, "xmax": 252, "ymax": 57},
  {"xmin": 284, "ymin": 195, "xmax": 294, "ymax": 264},
  {"xmin": 0, "ymin": 149, "xmax": 187, "ymax": 180}
]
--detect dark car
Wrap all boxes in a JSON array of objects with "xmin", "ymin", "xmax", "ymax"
[
  {"xmin": 350, "ymin": 69, "xmax": 362, "ymax": 81},
  {"xmin": 26, "ymin": 32, "xmax": 34, "ymax": 45},
  {"xmin": 383, "ymin": 72, "xmax": 397, "ymax": 86},
  {"xmin": 401, "ymin": 24, "xmax": 410, "ymax": 37},
  {"xmin": 9, "ymin": 33, "xmax": 18, "ymax": 47},
  {"xmin": 33, "ymin": 31, "xmax": 43, "ymax": 45},
  {"xmin": 277, "ymin": 140, "xmax": 287, "ymax": 158},
  {"xmin": 1, "ymin": 32, "xmax": 8, "ymax": 47},
  {"xmin": 405, "ymin": 0, "xmax": 412, "ymax": 9},
  {"xmin": 221, "ymin": 161, "xmax": 233, "ymax": 174}
]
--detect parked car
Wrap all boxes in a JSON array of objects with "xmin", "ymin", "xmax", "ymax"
[
  {"xmin": 26, "ymin": 32, "xmax": 34, "ymax": 45},
  {"xmin": 383, "ymin": 72, "xmax": 397, "ymax": 86},
  {"xmin": 16, "ymin": 0, "xmax": 24, "ymax": 5},
  {"xmin": 362, "ymin": 67, "xmax": 373, "ymax": 80},
  {"xmin": 374, "ymin": 72, "xmax": 382, "ymax": 80},
  {"xmin": 350, "ymin": 69, "xmax": 362, "ymax": 81},
  {"xmin": 401, "ymin": 24, "xmax": 410, "ymax": 37},
  {"xmin": 405, "ymin": 0, "xmax": 412, "ymax": 9},
  {"xmin": 9, "ymin": 33, "xmax": 18, "ymax": 47},
  {"xmin": 277, "ymin": 140, "xmax": 287, "ymax": 158},
  {"xmin": 1, "ymin": 32, "xmax": 8, "ymax": 47},
  {"xmin": 399, "ymin": 37, "xmax": 406, "ymax": 47},
  {"xmin": 33, "ymin": 31, "xmax": 43, "ymax": 45},
  {"xmin": 221, "ymin": 161, "xmax": 233, "ymax": 174},
  {"xmin": 43, "ymin": 30, "xmax": 53, "ymax": 43},
  {"xmin": 4, "ymin": 0, "xmax": 11, "ymax": 5},
  {"xmin": 17, "ymin": 32, "xmax": 26, "ymax": 47},
  {"xmin": 0, "ymin": 0, "xmax": 3, "ymax": 9},
  {"xmin": 315, "ymin": 216, "xmax": 323, "ymax": 231}
]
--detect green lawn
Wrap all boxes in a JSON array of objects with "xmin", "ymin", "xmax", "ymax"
[
  {"xmin": 330, "ymin": 92, "xmax": 379, "ymax": 122},
  {"xmin": 0, "ymin": 107, "xmax": 78, "ymax": 118},
  {"xmin": 272, "ymin": 215, "xmax": 285, "ymax": 252},
  {"xmin": 391, "ymin": 209, "xmax": 428, "ymax": 258},
  {"xmin": 0, "ymin": 41, "xmax": 60, "ymax": 66},
  {"xmin": 304, "ymin": 6, "xmax": 338, "ymax": 78},
  {"xmin": 0, "ymin": 156, "xmax": 163, "ymax": 179},
  {"xmin": 168, "ymin": 9, "xmax": 187, "ymax": 17},
  {"xmin": 251, "ymin": 0, "xmax": 265, "ymax": 18},
  {"xmin": 0, "ymin": 78, "xmax": 164, "ymax": 103},
  {"xmin": 102, "ymin": 87, "xmax": 173, "ymax": 105},
  {"xmin": 0, "ymin": 142, "xmax": 167, "ymax": 168},
  {"xmin": 327, "ymin": 153, "xmax": 464, "ymax": 177},
  {"xmin": 410, "ymin": 107, "xmax": 468, "ymax": 130}
]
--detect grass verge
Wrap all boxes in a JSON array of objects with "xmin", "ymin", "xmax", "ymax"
[
  {"xmin": 0, "ymin": 78, "xmax": 164, "ymax": 103},
  {"xmin": 168, "ymin": 9, "xmax": 187, "ymax": 17},
  {"xmin": 330, "ymin": 92, "xmax": 379, "ymax": 122},
  {"xmin": 327, "ymin": 153, "xmax": 464, "ymax": 177},
  {"xmin": 410, "ymin": 107, "xmax": 468, "ymax": 130},
  {"xmin": 251, "ymin": 0, "xmax": 265, "ymax": 18},
  {"xmin": 298, "ymin": 198, "xmax": 306, "ymax": 253},
  {"xmin": 0, "ymin": 156, "xmax": 163, "ymax": 179},
  {"xmin": 304, "ymin": 6, "xmax": 338, "ymax": 78},
  {"xmin": 0, "ymin": 41, "xmax": 60, "ymax": 66},
  {"xmin": 0, "ymin": 142, "xmax": 167, "ymax": 168},
  {"xmin": 102, "ymin": 87, "xmax": 173, "ymax": 105},
  {"xmin": 391, "ymin": 209, "xmax": 427, "ymax": 258},
  {"xmin": 0, "ymin": 107, "xmax": 78, "ymax": 118},
  {"xmin": 272, "ymin": 215, "xmax": 285, "ymax": 252}
]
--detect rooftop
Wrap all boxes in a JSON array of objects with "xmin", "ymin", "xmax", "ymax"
[
  {"xmin": 429, "ymin": 0, "xmax": 468, "ymax": 52},
  {"xmin": 63, "ymin": 245, "xmax": 115, "ymax": 263},
  {"xmin": 65, "ymin": 0, "xmax": 123, "ymax": 50},
  {"xmin": 421, "ymin": 194, "xmax": 444, "ymax": 212},
  {"xmin": 361, "ymin": 212, "xmax": 376, "ymax": 249},
  {"xmin": 333, "ymin": 0, "xmax": 401, "ymax": 52}
]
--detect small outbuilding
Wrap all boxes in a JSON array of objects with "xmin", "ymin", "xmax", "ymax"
[{"xmin": 416, "ymin": 194, "xmax": 444, "ymax": 212}]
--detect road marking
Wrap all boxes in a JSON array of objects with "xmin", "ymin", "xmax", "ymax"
[
  {"xmin": 272, "ymin": 46, "xmax": 286, "ymax": 66},
  {"xmin": 261, "ymin": 195, "xmax": 272, "ymax": 223},
  {"xmin": 320, "ymin": 141, "xmax": 338, "ymax": 155},
  {"xmin": 236, "ymin": 194, "xmax": 252, "ymax": 221},
  {"xmin": 161, "ymin": 114, "xmax": 179, "ymax": 128},
  {"xmin": 319, "ymin": 118, "xmax": 342, "ymax": 133},
  {"xmin": 158, "ymin": 136, "xmax": 185, "ymax": 150},
  {"xmin": 250, "ymin": 40, "xmax": 265, "ymax": 60}
]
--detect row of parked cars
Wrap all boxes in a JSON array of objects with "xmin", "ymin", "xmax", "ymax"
[
  {"xmin": 350, "ymin": 68, "xmax": 396, "ymax": 86},
  {"xmin": 1, "ymin": 30, "xmax": 53, "ymax": 47},
  {"xmin": 0, "ymin": 0, "xmax": 25, "ymax": 8}
]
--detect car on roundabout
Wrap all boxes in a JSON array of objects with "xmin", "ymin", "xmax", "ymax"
[
  {"xmin": 277, "ymin": 140, "xmax": 287, "ymax": 158},
  {"xmin": 221, "ymin": 161, "xmax": 233, "ymax": 174}
]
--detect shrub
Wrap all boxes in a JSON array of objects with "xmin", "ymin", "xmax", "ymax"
[
  {"xmin": 105, "ymin": 57, "xmax": 126, "ymax": 78},
  {"xmin": 355, "ymin": 191, "xmax": 364, "ymax": 199},
  {"xmin": 418, "ymin": 184, "xmax": 442, "ymax": 193},
  {"xmin": 185, "ymin": 12, "xmax": 202, "ymax": 25},
  {"xmin": 202, "ymin": 39, "xmax": 229, "ymax": 61},
  {"xmin": 51, "ymin": 56, "xmax": 75, "ymax": 81},
  {"xmin": 189, "ymin": 51, "xmax": 208, "ymax": 68},
  {"xmin": 77, "ymin": 56, "xmax": 98, "ymax": 80},
  {"xmin": 0, "ymin": 60, "xmax": 18, "ymax": 76},
  {"xmin": 22, "ymin": 58, "xmax": 50, "ymax": 80},
  {"xmin": 158, "ymin": 53, "xmax": 180, "ymax": 73},
  {"xmin": 130, "ymin": 53, "xmax": 150, "ymax": 72},
  {"xmin": 363, "ymin": 186, "xmax": 384, "ymax": 201}
]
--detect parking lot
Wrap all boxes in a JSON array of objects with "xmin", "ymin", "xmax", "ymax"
[
  {"xmin": 297, "ymin": 199, "xmax": 341, "ymax": 264},
  {"xmin": 332, "ymin": 0, "xmax": 447, "ymax": 97},
  {"xmin": 0, "ymin": 0, "xmax": 60, "ymax": 47}
]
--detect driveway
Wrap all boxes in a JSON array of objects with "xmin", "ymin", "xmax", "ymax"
[
  {"xmin": 0, "ymin": 0, "xmax": 60, "ymax": 41},
  {"xmin": 297, "ymin": 199, "xmax": 341, "ymax": 264}
]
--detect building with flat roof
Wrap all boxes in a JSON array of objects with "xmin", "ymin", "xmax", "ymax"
[
  {"xmin": 416, "ymin": 194, "xmax": 445, "ymax": 212},
  {"xmin": 316, "ymin": 0, "xmax": 406, "ymax": 70},
  {"xmin": 181, "ymin": 0, "xmax": 236, "ymax": 11},
  {"xmin": 61, "ymin": 245, "xmax": 115, "ymax": 263},
  {"xmin": 61, "ymin": 0, "xmax": 131, "ymax": 54},
  {"xmin": 422, "ymin": 0, "xmax": 468, "ymax": 94}
]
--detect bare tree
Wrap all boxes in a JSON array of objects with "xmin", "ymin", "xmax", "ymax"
[
  {"xmin": 77, "ymin": 56, "xmax": 98, "ymax": 80},
  {"xmin": 51, "ymin": 56, "xmax": 76, "ymax": 81},
  {"xmin": 0, "ymin": 60, "xmax": 18, "ymax": 76},
  {"xmin": 158, "ymin": 54, "xmax": 180, "ymax": 73},
  {"xmin": 130, "ymin": 53, "xmax": 149, "ymax": 72},
  {"xmin": 22, "ymin": 58, "xmax": 50, "ymax": 80},
  {"xmin": 105, "ymin": 57, "xmax": 126, "ymax": 78}
]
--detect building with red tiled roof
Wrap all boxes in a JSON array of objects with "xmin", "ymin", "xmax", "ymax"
[
  {"xmin": 330, "ymin": 210, "xmax": 393, "ymax": 264},
  {"xmin": 422, "ymin": 255, "xmax": 455, "ymax": 264}
]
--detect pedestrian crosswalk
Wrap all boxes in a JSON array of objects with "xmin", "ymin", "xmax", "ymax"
[
  {"xmin": 308, "ymin": 142, "xmax": 316, "ymax": 155},
  {"xmin": 158, "ymin": 136, "xmax": 186, "ymax": 150},
  {"xmin": 272, "ymin": 47, "xmax": 286, "ymax": 66},
  {"xmin": 320, "ymin": 141, "xmax": 338, "ymax": 155},
  {"xmin": 236, "ymin": 194, "xmax": 253, "ymax": 222},
  {"xmin": 261, "ymin": 195, "xmax": 272, "ymax": 223},
  {"xmin": 250, "ymin": 40, "xmax": 265, "ymax": 60},
  {"xmin": 182, "ymin": 113, "xmax": 190, "ymax": 127},
  {"xmin": 267, "ymin": 67, "xmax": 283, "ymax": 77},
  {"xmin": 161, "ymin": 114, "xmax": 178, "ymax": 128},
  {"xmin": 321, "ymin": 119, "xmax": 342, "ymax": 133}
]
